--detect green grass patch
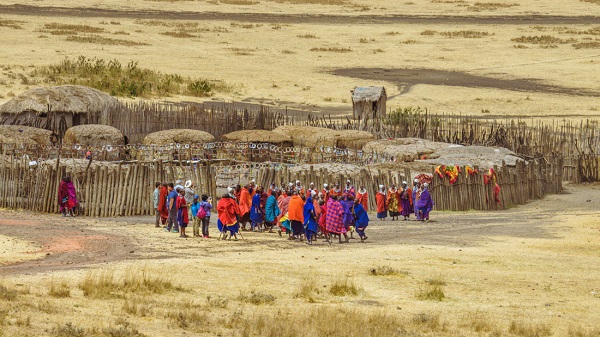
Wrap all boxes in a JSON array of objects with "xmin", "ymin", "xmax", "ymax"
[{"xmin": 31, "ymin": 55, "xmax": 227, "ymax": 98}]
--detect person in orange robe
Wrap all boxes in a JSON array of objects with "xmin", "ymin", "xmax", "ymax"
[
  {"xmin": 356, "ymin": 186, "xmax": 369, "ymax": 212},
  {"xmin": 238, "ymin": 185, "xmax": 251, "ymax": 230},
  {"xmin": 288, "ymin": 190, "xmax": 305, "ymax": 240},
  {"xmin": 376, "ymin": 185, "xmax": 388, "ymax": 220}
]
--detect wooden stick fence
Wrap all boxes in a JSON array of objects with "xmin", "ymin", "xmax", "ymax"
[
  {"xmin": 252, "ymin": 157, "xmax": 563, "ymax": 212},
  {"xmin": 0, "ymin": 158, "xmax": 217, "ymax": 217}
]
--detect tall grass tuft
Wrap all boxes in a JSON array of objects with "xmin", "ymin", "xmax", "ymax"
[
  {"xmin": 31, "ymin": 55, "xmax": 226, "ymax": 98},
  {"xmin": 237, "ymin": 290, "xmax": 276, "ymax": 305},
  {"xmin": 509, "ymin": 320, "xmax": 552, "ymax": 336},
  {"xmin": 0, "ymin": 283, "xmax": 18, "ymax": 301},
  {"xmin": 329, "ymin": 277, "xmax": 360, "ymax": 296},
  {"xmin": 294, "ymin": 277, "xmax": 320, "ymax": 302},
  {"xmin": 49, "ymin": 278, "xmax": 71, "ymax": 298}
]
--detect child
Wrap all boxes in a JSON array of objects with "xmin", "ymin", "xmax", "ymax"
[
  {"xmin": 198, "ymin": 194, "xmax": 213, "ymax": 238},
  {"xmin": 353, "ymin": 198, "xmax": 369, "ymax": 242},
  {"xmin": 191, "ymin": 195, "xmax": 201, "ymax": 237},
  {"xmin": 176, "ymin": 188, "xmax": 189, "ymax": 238}
]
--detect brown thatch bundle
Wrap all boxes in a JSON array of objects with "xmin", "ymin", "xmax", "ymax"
[
  {"xmin": 63, "ymin": 124, "xmax": 124, "ymax": 146},
  {"xmin": 0, "ymin": 125, "xmax": 53, "ymax": 145},
  {"xmin": 221, "ymin": 130, "xmax": 292, "ymax": 145},
  {"xmin": 143, "ymin": 129, "xmax": 215, "ymax": 145},
  {"xmin": 0, "ymin": 85, "xmax": 123, "ymax": 119},
  {"xmin": 272, "ymin": 126, "xmax": 375, "ymax": 150}
]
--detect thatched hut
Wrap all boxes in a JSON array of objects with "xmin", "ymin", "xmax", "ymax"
[
  {"xmin": 63, "ymin": 125, "xmax": 125, "ymax": 146},
  {"xmin": 0, "ymin": 85, "xmax": 125, "ymax": 137},
  {"xmin": 143, "ymin": 129, "xmax": 215, "ymax": 145},
  {"xmin": 221, "ymin": 130, "xmax": 292, "ymax": 147},
  {"xmin": 351, "ymin": 86, "xmax": 386, "ymax": 130},
  {"xmin": 0, "ymin": 125, "xmax": 54, "ymax": 145},
  {"xmin": 272, "ymin": 126, "xmax": 374, "ymax": 150}
]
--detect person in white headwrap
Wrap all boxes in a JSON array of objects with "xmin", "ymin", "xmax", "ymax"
[
  {"xmin": 412, "ymin": 179, "xmax": 421, "ymax": 220},
  {"xmin": 321, "ymin": 183, "xmax": 329, "ymax": 203},
  {"xmin": 376, "ymin": 184, "xmax": 388, "ymax": 220}
]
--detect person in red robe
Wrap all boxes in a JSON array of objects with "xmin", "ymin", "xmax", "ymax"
[
  {"xmin": 320, "ymin": 183, "xmax": 330, "ymax": 204},
  {"xmin": 356, "ymin": 186, "xmax": 369, "ymax": 212},
  {"xmin": 376, "ymin": 185, "xmax": 388, "ymax": 220},
  {"xmin": 158, "ymin": 183, "xmax": 169, "ymax": 226},
  {"xmin": 217, "ymin": 191, "xmax": 241, "ymax": 240},
  {"xmin": 400, "ymin": 181, "xmax": 413, "ymax": 220}
]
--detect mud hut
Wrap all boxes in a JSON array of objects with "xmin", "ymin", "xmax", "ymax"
[
  {"xmin": 272, "ymin": 126, "xmax": 374, "ymax": 150},
  {"xmin": 0, "ymin": 85, "xmax": 125, "ymax": 137},
  {"xmin": 0, "ymin": 125, "xmax": 54, "ymax": 146},
  {"xmin": 63, "ymin": 125, "xmax": 125, "ymax": 146},
  {"xmin": 221, "ymin": 130, "xmax": 292, "ymax": 147},
  {"xmin": 143, "ymin": 129, "xmax": 215, "ymax": 145},
  {"xmin": 351, "ymin": 86, "xmax": 386, "ymax": 130}
]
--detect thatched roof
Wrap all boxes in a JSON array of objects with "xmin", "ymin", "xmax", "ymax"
[
  {"xmin": 0, "ymin": 125, "xmax": 53, "ymax": 145},
  {"xmin": 221, "ymin": 130, "xmax": 292, "ymax": 144},
  {"xmin": 63, "ymin": 124, "xmax": 124, "ymax": 146},
  {"xmin": 143, "ymin": 129, "xmax": 215, "ymax": 145},
  {"xmin": 0, "ymin": 85, "xmax": 123, "ymax": 116},
  {"xmin": 363, "ymin": 138, "xmax": 522, "ymax": 168},
  {"xmin": 272, "ymin": 126, "xmax": 375, "ymax": 150},
  {"xmin": 351, "ymin": 86, "xmax": 386, "ymax": 103}
]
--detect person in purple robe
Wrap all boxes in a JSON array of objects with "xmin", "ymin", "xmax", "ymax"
[
  {"xmin": 412, "ymin": 179, "xmax": 421, "ymax": 221},
  {"xmin": 58, "ymin": 176, "xmax": 78, "ymax": 217},
  {"xmin": 340, "ymin": 194, "xmax": 356, "ymax": 239},
  {"xmin": 400, "ymin": 181, "xmax": 412, "ymax": 221},
  {"xmin": 416, "ymin": 183, "xmax": 433, "ymax": 221}
]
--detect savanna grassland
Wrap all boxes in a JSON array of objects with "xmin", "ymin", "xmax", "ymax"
[{"xmin": 1, "ymin": 1, "xmax": 600, "ymax": 336}]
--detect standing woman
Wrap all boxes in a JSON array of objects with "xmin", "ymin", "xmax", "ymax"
[
  {"xmin": 303, "ymin": 191, "xmax": 318, "ymax": 245},
  {"xmin": 58, "ymin": 176, "xmax": 70, "ymax": 217},
  {"xmin": 158, "ymin": 183, "xmax": 169, "ymax": 227},
  {"xmin": 264, "ymin": 189, "xmax": 281, "ymax": 232},
  {"xmin": 356, "ymin": 186, "xmax": 369, "ymax": 212},
  {"xmin": 249, "ymin": 186, "xmax": 264, "ymax": 231},
  {"xmin": 400, "ymin": 181, "xmax": 413, "ymax": 221},
  {"xmin": 59, "ymin": 176, "xmax": 78, "ymax": 217},
  {"xmin": 387, "ymin": 184, "xmax": 401, "ymax": 221},
  {"xmin": 376, "ymin": 185, "xmax": 387, "ymax": 221}
]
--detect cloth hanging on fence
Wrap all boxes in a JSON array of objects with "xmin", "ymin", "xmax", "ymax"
[
  {"xmin": 465, "ymin": 166, "xmax": 478, "ymax": 177},
  {"xmin": 483, "ymin": 168, "xmax": 497, "ymax": 185},
  {"xmin": 414, "ymin": 173, "xmax": 432, "ymax": 185}
]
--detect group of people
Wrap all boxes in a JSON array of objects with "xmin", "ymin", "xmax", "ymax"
[
  {"xmin": 216, "ymin": 180, "xmax": 370, "ymax": 244},
  {"xmin": 375, "ymin": 179, "xmax": 434, "ymax": 222},
  {"xmin": 152, "ymin": 177, "xmax": 433, "ymax": 243},
  {"xmin": 154, "ymin": 180, "xmax": 213, "ymax": 239}
]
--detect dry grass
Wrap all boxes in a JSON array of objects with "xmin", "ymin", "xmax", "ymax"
[
  {"xmin": 421, "ymin": 29, "xmax": 437, "ymax": 35},
  {"xmin": 310, "ymin": 47, "xmax": 352, "ymax": 52},
  {"xmin": 509, "ymin": 320, "xmax": 552, "ymax": 336},
  {"xmin": 416, "ymin": 277, "xmax": 446, "ymax": 301},
  {"xmin": 0, "ymin": 284, "xmax": 18, "ymax": 301},
  {"xmin": 385, "ymin": 31, "xmax": 401, "ymax": 35},
  {"xmin": 329, "ymin": 277, "xmax": 360, "ymax": 296},
  {"xmin": 159, "ymin": 30, "xmax": 198, "ymax": 38},
  {"xmin": 219, "ymin": 0, "xmax": 260, "ymax": 4},
  {"xmin": 512, "ymin": 35, "xmax": 575, "ymax": 45},
  {"xmin": 580, "ymin": 0, "xmax": 600, "ymax": 4},
  {"xmin": 297, "ymin": 33, "xmax": 317, "ymax": 38},
  {"xmin": 412, "ymin": 312, "xmax": 446, "ymax": 331},
  {"xmin": 0, "ymin": 18, "xmax": 24, "ymax": 30},
  {"xmin": 369, "ymin": 265, "xmax": 402, "ymax": 276},
  {"xmin": 41, "ymin": 23, "xmax": 105, "ymax": 34},
  {"xmin": 206, "ymin": 295, "xmax": 229, "ymax": 308},
  {"xmin": 281, "ymin": 49, "xmax": 296, "ymax": 54},
  {"xmin": 48, "ymin": 278, "xmax": 71, "ymax": 298},
  {"xmin": 469, "ymin": 2, "xmax": 519, "ymax": 11},
  {"xmin": 237, "ymin": 290, "xmax": 276, "ymax": 305},
  {"xmin": 66, "ymin": 34, "xmax": 149, "ymax": 46},
  {"xmin": 78, "ymin": 267, "xmax": 183, "ymax": 299},
  {"xmin": 267, "ymin": 0, "xmax": 349, "ymax": 4},
  {"xmin": 50, "ymin": 322, "xmax": 87, "ymax": 337},
  {"xmin": 572, "ymin": 41, "xmax": 600, "ymax": 49},
  {"xmin": 122, "ymin": 298, "xmax": 154, "ymax": 317},
  {"xmin": 431, "ymin": 0, "xmax": 465, "ymax": 3},
  {"xmin": 293, "ymin": 277, "xmax": 320, "ymax": 302},
  {"xmin": 439, "ymin": 30, "xmax": 492, "ymax": 38}
]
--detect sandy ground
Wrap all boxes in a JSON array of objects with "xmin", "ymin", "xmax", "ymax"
[
  {"xmin": 0, "ymin": 1, "xmax": 599, "ymax": 118},
  {"xmin": 0, "ymin": 184, "xmax": 598, "ymax": 335}
]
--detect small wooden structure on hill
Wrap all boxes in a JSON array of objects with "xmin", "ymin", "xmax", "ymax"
[{"xmin": 351, "ymin": 86, "xmax": 386, "ymax": 130}]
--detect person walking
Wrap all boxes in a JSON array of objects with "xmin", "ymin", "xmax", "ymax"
[
  {"xmin": 166, "ymin": 183, "xmax": 179, "ymax": 233},
  {"xmin": 288, "ymin": 190, "xmax": 305, "ymax": 241},
  {"xmin": 198, "ymin": 194, "xmax": 213, "ymax": 238}
]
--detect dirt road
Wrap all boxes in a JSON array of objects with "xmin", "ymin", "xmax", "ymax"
[{"xmin": 1, "ymin": 4, "xmax": 600, "ymax": 25}]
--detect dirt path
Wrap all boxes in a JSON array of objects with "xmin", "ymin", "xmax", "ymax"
[
  {"xmin": 0, "ymin": 214, "xmax": 135, "ymax": 276},
  {"xmin": 331, "ymin": 68, "xmax": 600, "ymax": 97},
  {"xmin": 0, "ymin": 184, "xmax": 596, "ymax": 276},
  {"xmin": 2, "ymin": 4, "xmax": 600, "ymax": 25}
]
